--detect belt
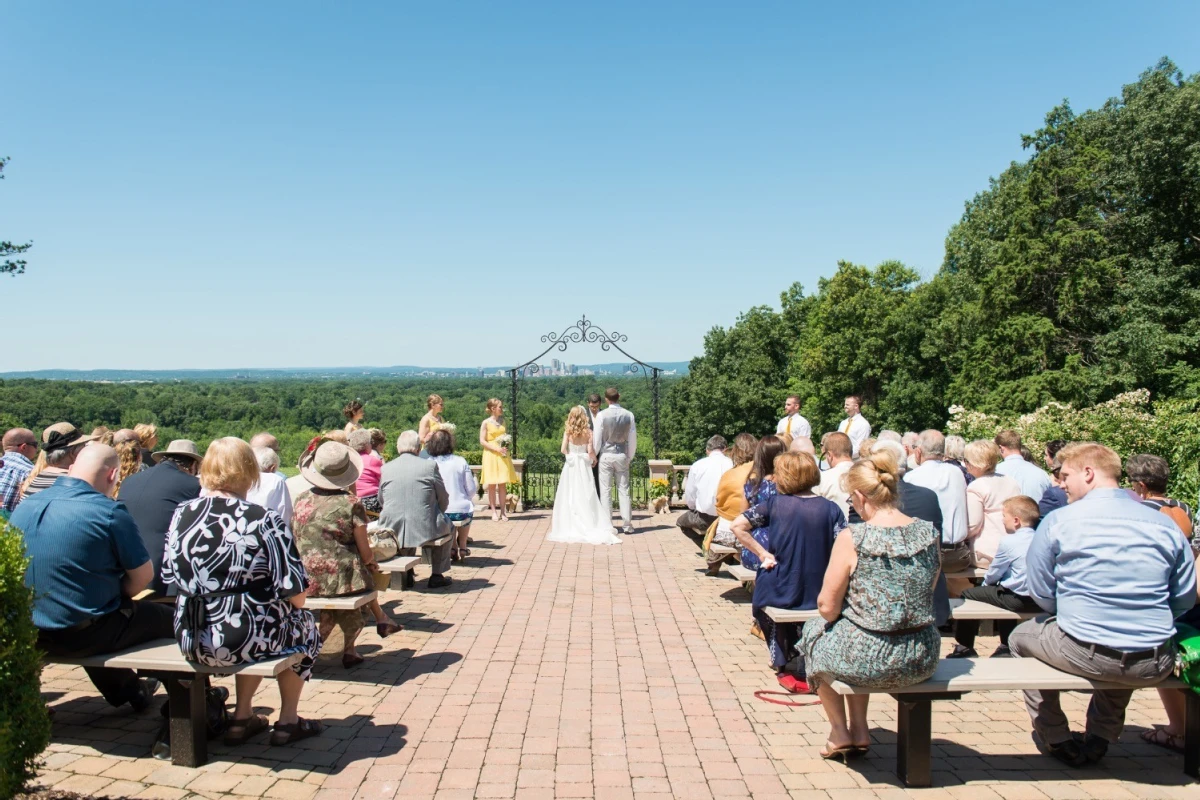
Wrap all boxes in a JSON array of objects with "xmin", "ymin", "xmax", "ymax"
[
  {"xmin": 1063, "ymin": 630, "xmax": 1168, "ymax": 664},
  {"xmin": 941, "ymin": 541, "xmax": 970, "ymax": 550}
]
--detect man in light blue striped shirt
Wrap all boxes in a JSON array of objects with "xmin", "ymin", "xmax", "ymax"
[
  {"xmin": 994, "ymin": 430, "xmax": 1052, "ymax": 503},
  {"xmin": 1010, "ymin": 442, "xmax": 1196, "ymax": 768}
]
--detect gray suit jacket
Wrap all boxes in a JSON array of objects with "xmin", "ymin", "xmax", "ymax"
[{"xmin": 378, "ymin": 453, "xmax": 450, "ymax": 548}]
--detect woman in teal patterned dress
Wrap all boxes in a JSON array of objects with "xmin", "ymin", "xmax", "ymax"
[{"xmin": 801, "ymin": 449, "xmax": 941, "ymax": 761}]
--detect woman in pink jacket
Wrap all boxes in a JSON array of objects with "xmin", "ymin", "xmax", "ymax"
[{"xmin": 964, "ymin": 439, "xmax": 1022, "ymax": 566}]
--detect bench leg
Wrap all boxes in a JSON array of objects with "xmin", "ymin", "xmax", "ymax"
[
  {"xmin": 896, "ymin": 698, "xmax": 932, "ymax": 787},
  {"xmin": 167, "ymin": 674, "xmax": 207, "ymax": 767},
  {"xmin": 1186, "ymin": 690, "xmax": 1200, "ymax": 779},
  {"xmin": 401, "ymin": 569, "xmax": 415, "ymax": 590}
]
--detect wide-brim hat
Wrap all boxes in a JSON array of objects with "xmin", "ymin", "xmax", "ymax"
[
  {"xmin": 301, "ymin": 441, "xmax": 363, "ymax": 490},
  {"xmin": 42, "ymin": 422, "xmax": 97, "ymax": 453},
  {"xmin": 152, "ymin": 440, "xmax": 203, "ymax": 464}
]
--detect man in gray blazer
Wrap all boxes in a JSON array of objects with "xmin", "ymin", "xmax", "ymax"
[
  {"xmin": 378, "ymin": 430, "xmax": 454, "ymax": 588},
  {"xmin": 592, "ymin": 387, "xmax": 636, "ymax": 534}
]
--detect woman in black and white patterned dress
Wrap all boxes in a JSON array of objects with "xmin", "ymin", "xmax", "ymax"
[{"xmin": 163, "ymin": 437, "xmax": 323, "ymax": 747}]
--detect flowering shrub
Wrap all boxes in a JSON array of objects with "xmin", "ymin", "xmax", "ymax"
[
  {"xmin": 947, "ymin": 391, "xmax": 1199, "ymax": 502},
  {"xmin": 647, "ymin": 478, "xmax": 670, "ymax": 499}
]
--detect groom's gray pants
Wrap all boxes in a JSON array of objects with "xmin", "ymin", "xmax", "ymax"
[{"xmin": 598, "ymin": 453, "xmax": 632, "ymax": 528}]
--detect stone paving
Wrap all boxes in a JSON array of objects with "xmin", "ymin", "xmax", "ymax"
[{"xmin": 33, "ymin": 509, "xmax": 1198, "ymax": 799}]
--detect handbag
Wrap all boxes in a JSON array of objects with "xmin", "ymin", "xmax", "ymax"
[
  {"xmin": 1174, "ymin": 622, "xmax": 1200, "ymax": 694},
  {"xmin": 369, "ymin": 527, "xmax": 400, "ymax": 562}
]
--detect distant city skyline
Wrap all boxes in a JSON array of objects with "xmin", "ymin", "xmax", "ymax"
[{"xmin": 3, "ymin": 2, "xmax": 1196, "ymax": 371}]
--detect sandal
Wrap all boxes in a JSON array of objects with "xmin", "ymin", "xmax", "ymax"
[
  {"xmin": 270, "ymin": 717, "xmax": 323, "ymax": 746},
  {"xmin": 342, "ymin": 652, "xmax": 365, "ymax": 669},
  {"xmin": 459, "ymin": 548, "xmax": 470, "ymax": 558},
  {"xmin": 223, "ymin": 713, "xmax": 269, "ymax": 745},
  {"xmin": 450, "ymin": 547, "xmax": 461, "ymax": 562},
  {"xmin": 1140, "ymin": 725, "xmax": 1185, "ymax": 753}
]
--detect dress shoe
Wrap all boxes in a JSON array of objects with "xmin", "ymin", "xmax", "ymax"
[
  {"xmin": 129, "ymin": 678, "xmax": 161, "ymax": 713},
  {"xmin": 428, "ymin": 574, "xmax": 453, "ymax": 589},
  {"xmin": 1032, "ymin": 731, "xmax": 1088, "ymax": 768},
  {"xmin": 1073, "ymin": 732, "xmax": 1109, "ymax": 763},
  {"xmin": 621, "ymin": 526, "xmax": 635, "ymax": 535},
  {"xmin": 946, "ymin": 644, "xmax": 977, "ymax": 659}
]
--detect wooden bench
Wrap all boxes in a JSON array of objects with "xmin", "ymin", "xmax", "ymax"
[
  {"xmin": 305, "ymin": 591, "xmax": 377, "ymax": 611},
  {"xmin": 763, "ymin": 598, "xmax": 1039, "ymax": 624},
  {"xmin": 829, "ymin": 658, "xmax": 1197, "ymax": 786},
  {"xmin": 50, "ymin": 640, "xmax": 303, "ymax": 768},
  {"xmin": 376, "ymin": 555, "xmax": 421, "ymax": 589},
  {"xmin": 944, "ymin": 567, "xmax": 988, "ymax": 581},
  {"xmin": 710, "ymin": 544, "xmax": 738, "ymax": 556},
  {"xmin": 726, "ymin": 564, "xmax": 756, "ymax": 583}
]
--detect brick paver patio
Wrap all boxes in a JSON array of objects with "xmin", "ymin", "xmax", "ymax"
[{"xmin": 33, "ymin": 510, "xmax": 1197, "ymax": 799}]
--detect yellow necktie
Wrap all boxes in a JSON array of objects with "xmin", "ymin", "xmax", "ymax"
[{"xmin": 786, "ymin": 416, "xmax": 792, "ymax": 436}]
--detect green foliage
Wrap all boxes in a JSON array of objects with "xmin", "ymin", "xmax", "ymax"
[
  {"xmin": 0, "ymin": 520, "xmax": 51, "ymax": 797},
  {"xmin": 0, "ymin": 377, "xmax": 667, "ymax": 468},
  {"xmin": 0, "ymin": 157, "xmax": 32, "ymax": 277},
  {"xmin": 947, "ymin": 390, "xmax": 1200, "ymax": 502},
  {"xmin": 647, "ymin": 478, "xmax": 670, "ymax": 499}
]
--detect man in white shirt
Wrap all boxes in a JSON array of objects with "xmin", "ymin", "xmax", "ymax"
[
  {"xmin": 904, "ymin": 429, "xmax": 970, "ymax": 572},
  {"xmin": 816, "ymin": 432, "xmax": 854, "ymax": 517},
  {"xmin": 836, "ymin": 395, "xmax": 872, "ymax": 457},
  {"xmin": 246, "ymin": 446, "xmax": 293, "ymax": 526},
  {"xmin": 994, "ymin": 430, "xmax": 1052, "ymax": 503},
  {"xmin": 677, "ymin": 436, "xmax": 732, "ymax": 537},
  {"xmin": 592, "ymin": 388, "xmax": 637, "ymax": 534},
  {"xmin": 776, "ymin": 395, "xmax": 811, "ymax": 440}
]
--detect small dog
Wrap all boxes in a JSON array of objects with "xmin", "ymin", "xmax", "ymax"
[
  {"xmin": 505, "ymin": 494, "xmax": 520, "ymax": 514},
  {"xmin": 650, "ymin": 496, "xmax": 671, "ymax": 514}
]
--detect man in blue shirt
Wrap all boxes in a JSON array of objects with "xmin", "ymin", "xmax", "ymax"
[
  {"xmin": 1009, "ymin": 442, "xmax": 1196, "ymax": 768},
  {"xmin": 994, "ymin": 430, "xmax": 1052, "ymax": 504},
  {"xmin": 949, "ymin": 495, "xmax": 1044, "ymax": 658},
  {"xmin": 0, "ymin": 428, "xmax": 38, "ymax": 511},
  {"xmin": 12, "ymin": 444, "xmax": 174, "ymax": 711}
]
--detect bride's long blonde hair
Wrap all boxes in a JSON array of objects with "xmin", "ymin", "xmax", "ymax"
[{"xmin": 566, "ymin": 406, "xmax": 591, "ymax": 441}]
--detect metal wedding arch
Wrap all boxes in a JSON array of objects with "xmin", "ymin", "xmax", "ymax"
[{"xmin": 508, "ymin": 315, "xmax": 662, "ymax": 459}]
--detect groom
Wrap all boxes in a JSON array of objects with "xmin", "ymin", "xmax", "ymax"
[{"xmin": 592, "ymin": 387, "xmax": 636, "ymax": 534}]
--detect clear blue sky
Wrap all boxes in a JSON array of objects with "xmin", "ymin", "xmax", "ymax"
[{"xmin": 3, "ymin": 1, "xmax": 1196, "ymax": 371}]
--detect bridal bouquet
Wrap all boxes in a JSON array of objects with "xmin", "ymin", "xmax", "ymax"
[
  {"xmin": 438, "ymin": 422, "xmax": 457, "ymax": 434},
  {"xmin": 496, "ymin": 434, "xmax": 512, "ymax": 447}
]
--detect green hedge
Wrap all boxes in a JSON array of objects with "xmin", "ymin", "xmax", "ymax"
[{"xmin": 0, "ymin": 519, "xmax": 50, "ymax": 798}]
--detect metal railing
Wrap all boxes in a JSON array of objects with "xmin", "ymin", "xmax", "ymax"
[{"xmin": 517, "ymin": 452, "xmax": 651, "ymax": 509}]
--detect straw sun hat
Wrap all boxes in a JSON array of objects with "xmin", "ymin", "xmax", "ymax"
[
  {"xmin": 301, "ymin": 440, "xmax": 363, "ymax": 490},
  {"xmin": 152, "ymin": 440, "xmax": 204, "ymax": 464}
]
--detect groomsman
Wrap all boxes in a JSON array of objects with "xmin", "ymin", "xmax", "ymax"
[
  {"xmin": 585, "ymin": 394, "xmax": 602, "ymax": 496},
  {"xmin": 776, "ymin": 395, "xmax": 811, "ymax": 439},
  {"xmin": 837, "ymin": 394, "xmax": 872, "ymax": 457}
]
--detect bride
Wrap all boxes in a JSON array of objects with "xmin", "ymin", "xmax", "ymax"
[{"xmin": 548, "ymin": 406, "xmax": 621, "ymax": 545}]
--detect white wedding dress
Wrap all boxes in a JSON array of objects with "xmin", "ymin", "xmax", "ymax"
[{"xmin": 548, "ymin": 443, "xmax": 621, "ymax": 545}]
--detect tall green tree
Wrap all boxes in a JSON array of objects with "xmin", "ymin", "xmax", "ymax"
[{"xmin": 1, "ymin": 157, "xmax": 31, "ymax": 277}]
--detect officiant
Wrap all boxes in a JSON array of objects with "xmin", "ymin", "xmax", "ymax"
[{"xmin": 584, "ymin": 393, "xmax": 602, "ymax": 496}]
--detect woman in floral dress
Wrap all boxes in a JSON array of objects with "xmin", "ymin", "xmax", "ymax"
[
  {"xmin": 163, "ymin": 437, "xmax": 323, "ymax": 746},
  {"xmin": 800, "ymin": 448, "xmax": 941, "ymax": 761}
]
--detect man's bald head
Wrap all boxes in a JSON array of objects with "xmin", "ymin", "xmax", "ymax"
[
  {"xmin": 3, "ymin": 428, "xmax": 36, "ymax": 451},
  {"xmin": 249, "ymin": 432, "xmax": 279, "ymax": 452},
  {"xmin": 112, "ymin": 429, "xmax": 140, "ymax": 445},
  {"xmin": 69, "ymin": 443, "xmax": 121, "ymax": 497},
  {"xmin": 789, "ymin": 435, "xmax": 815, "ymax": 456}
]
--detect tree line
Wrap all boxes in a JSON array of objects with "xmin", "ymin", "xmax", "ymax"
[{"xmin": 665, "ymin": 59, "xmax": 1200, "ymax": 455}]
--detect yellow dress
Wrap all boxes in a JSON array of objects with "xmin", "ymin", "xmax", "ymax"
[{"xmin": 481, "ymin": 421, "xmax": 519, "ymax": 486}]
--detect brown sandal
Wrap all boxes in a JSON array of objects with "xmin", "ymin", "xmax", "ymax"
[
  {"xmin": 1140, "ymin": 725, "xmax": 1185, "ymax": 753},
  {"xmin": 270, "ymin": 717, "xmax": 323, "ymax": 746},
  {"xmin": 224, "ymin": 714, "xmax": 269, "ymax": 745}
]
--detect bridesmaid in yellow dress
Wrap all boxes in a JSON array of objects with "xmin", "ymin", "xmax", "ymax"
[
  {"xmin": 418, "ymin": 395, "xmax": 445, "ymax": 449},
  {"xmin": 479, "ymin": 398, "xmax": 518, "ymax": 521}
]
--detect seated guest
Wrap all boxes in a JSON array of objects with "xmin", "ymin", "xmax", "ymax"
[
  {"xmin": 90, "ymin": 426, "xmax": 114, "ymax": 446},
  {"xmin": 738, "ymin": 436, "xmax": 786, "ymax": 570},
  {"xmin": 427, "ymin": 429, "xmax": 477, "ymax": 560},
  {"xmin": 0, "ymin": 428, "xmax": 38, "ymax": 511},
  {"xmin": 118, "ymin": 440, "xmax": 203, "ymax": 596},
  {"xmin": 21, "ymin": 423, "xmax": 97, "ymax": 501},
  {"xmin": 1127, "ymin": 453, "xmax": 1193, "ymax": 537},
  {"xmin": 349, "ymin": 428, "xmax": 383, "ymax": 514},
  {"xmin": 14, "ymin": 444, "xmax": 171, "ymax": 711},
  {"xmin": 949, "ymin": 495, "xmax": 1043, "ymax": 658},
  {"xmin": 379, "ymin": 430, "xmax": 455, "ymax": 589},
  {"xmin": 789, "ymin": 435, "xmax": 818, "ymax": 468},
  {"xmin": 134, "ymin": 423, "xmax": 159, "ymax": 469},
  {"xmin": 964, "ymin": 439, "xmax": 1021, "ymax": 566},
  {"xmin": 369, "ymin": 428, "xmax": 388, "ymax": 461},
  {"xmin": 905, "ymin": 429, "xmax": 970, "ymax": 577},
  {"xmin": 1010, "ymin": 442, "xmax": 1196, "ymax": 767},
  {"xmin": 678, "ymin": 436, "xmax": 732, "ymax": 538},
  {"xmin": 815, "ymin": 432, "xmax": 853, "ymax": 517},
  {"xmin": 113, "ymin": 436, "xmax": 144, "ymax": 496},
  {"xmin": 705, "ymin": 433, "xmax": 757, "ymax": 575},
  {"xmin": 944, "ymin": 435, "xmax": 973, "ymax": 484},
  {"xmin": 732, "ymin": 452, "xmax": 845, "ymax": 692},
  {"xmin": 324, "ymin": 429, "xmax": 349, "ymax": 445},
  {"xmin": 902, "ymin": 432, "xmax": 920, "ymax": 470},
  {"xmin": 1038, "ymin": 440, "xmax": 1069, "ymax": 517},
  {"xmin": 293, "ymin": 439, "xmax": 399, "ymax": 667},
  {"xmin": 994, "ymin": 430, "xmax": 1051, "ymax": 503},
  {"xmin": 800, "ymin": 448, "xmax": 941, "ymax": 760},
  {"xmin": 162, "ymin": 437, "xmax": 323, "ymax": 745},
  {"xmin": 246, "ymin": 446, "xmax": 294, "ymax": 525}
]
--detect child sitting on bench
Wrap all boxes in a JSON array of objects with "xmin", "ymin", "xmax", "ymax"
[{"xmin": 949, "ymin": 495, "xmax": 1043, "ymax": 658}]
